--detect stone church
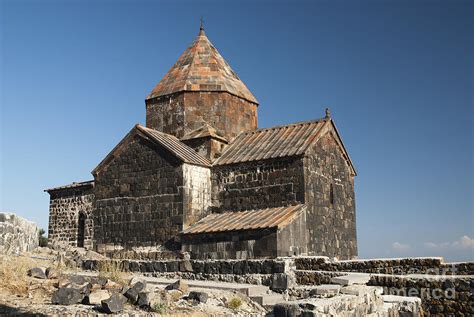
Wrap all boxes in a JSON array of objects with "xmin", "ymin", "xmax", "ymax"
[{"xmin": 46, "ymin": 25, "xmax": 357, "ymax": 260}]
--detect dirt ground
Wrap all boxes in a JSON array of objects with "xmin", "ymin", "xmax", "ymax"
[{"xmin": 0, "ymin": 248, "xmax": 267, "ymax": 316}]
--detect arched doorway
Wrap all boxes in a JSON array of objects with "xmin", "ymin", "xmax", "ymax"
[{"xmin": 77, "ymin": 212, "xmax": 86, "ymax": 247}]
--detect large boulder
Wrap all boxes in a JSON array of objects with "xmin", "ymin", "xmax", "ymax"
[
  {"xmin": 0, "ymin": 213, "xmax": 39, "ymax": 255},
  {"xmin": 101, "ymin": 293, "xmax": 127, "ymax": 314},
  {"xmin": 52, "ymin": 288, "xmax": 84, "ymax": 305},
  {"xmin": 137, "ymin": 291, "xmax": 151, "ymax": 307}
]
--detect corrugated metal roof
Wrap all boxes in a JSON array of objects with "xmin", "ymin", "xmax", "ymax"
[
  {"xmin": 214, "ymin": 119, "xmax": 328, "ymax": 166},
  {"xmin": 44, "ymin": 180, "xmax": 94, "ymax": 193},
  {"xmin": 137, "ymin": 125, "xmax": 211, "ymax": 167},
  {"xmin": 182, "ymin": 204, "xmax": 306, "ymax": 235},
  {"xmin": 146, "ymin": 29, "xmax": 258, "ymax": 104}
]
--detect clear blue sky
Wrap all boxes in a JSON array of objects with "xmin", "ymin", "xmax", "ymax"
[{"xmin": 1, "ymin": 0, "xmax": 472, "ymax": 261}]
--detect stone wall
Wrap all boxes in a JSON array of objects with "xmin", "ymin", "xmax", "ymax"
[
  {"xmin": 211, "ymin": 157, "xmax": 305, "ymax": 213},
  {"xmin": 146, "ymin": 91, "xmax": 258, "ymax": 142},
  {"xmin": 276, "ymin": 211, "xmax": 308, "ymax": 257},
  {"xmin": 93, "ymin": 136, "xmax": 184, "ymax": 251},
  {"xmin": 304, "ymin": 132, "xmax": 357, "ymax": 259},
  {"xmin": 47, "ymin": 183, "xmax": 94, "ymax": 249},
  {"xmin": 83, "ymin": 258, "xmax": 287, "ymax": 275},
  {"xmin": 295, "ymin": 256, "xmax": 474, "ymax": 275},
  {"xmin": 182, "ymin": 164, "xmax": 211, "ymax": 228},
  {"xmin": 182, "ymin": 229, "xmax": 278, "ymax": 259},
  {"xmin": 368, "ymin": 275, "xmax": 473, "ymax": 315},
  {"xmin": 0, "ymin": 213, "xmax": 39, "ymax": 254}
]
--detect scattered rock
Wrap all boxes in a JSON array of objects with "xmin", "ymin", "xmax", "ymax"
[
  {"xmin": 45, "ymin": 267, "xmax": 60, "ymax": 279},
  {"xmin": 165, "ymin": 279, "xmax": 189, "ymax": 294},
  {"xmin": 84, "ymin": 289, "xmax": 109, "ymax": 305},
  {"xmin": 28, "ymin": 267, "xmax": 47, "ymax": 279},
  {"xmin": 101, "ymin": 293, "xmax": 127, "ymax": 314},
  {"xmin": 103, "ymin": 279, "xmax": 122, "ymax": 290},
  {"xmin": 125, "ymin": 287, "xmax": 139, "ymax": 304},
  {"xmin": 273, "ymin": 303, "xmax": 301, "ymax": 317},
  {"xmin": 52, "ymin": 287, "xmax": 84, "ymax": 305},
  {"xmin": 68, "ymin": 282, "xmax": 92, "ymax": 295},
  {"xmin": 137, "ymin": 291, "xmax": 150, "ymax": 307},
  {"xmin": 188, "ymin": 291, "xmax": 208, "ymax": 303},
  {"xmin": 67, "ymin": 275, "xmax": 87, "ymax": 285}
]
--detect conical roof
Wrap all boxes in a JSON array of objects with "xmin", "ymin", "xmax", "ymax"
[{"xmin": 146, "ymin": 27, "xmax": 258, "ymax": 104}]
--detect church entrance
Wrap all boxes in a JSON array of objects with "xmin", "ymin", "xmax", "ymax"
[{"xmin": 77, "ymin": 212, "xmax": 86, "ymax": 247}]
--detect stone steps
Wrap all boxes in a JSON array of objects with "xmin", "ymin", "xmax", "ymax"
[{"xmin": 250, "ymin": 293, "xmax": 285, "ymax": 307}]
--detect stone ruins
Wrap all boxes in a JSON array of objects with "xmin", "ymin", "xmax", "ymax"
[{"xmin": 46, "ymin": 24, "xmax": 357, "ymax": 260}]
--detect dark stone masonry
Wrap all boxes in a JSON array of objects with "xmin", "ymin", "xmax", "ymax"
[{"xmin": 46, "ymin": 26, "xmax": 357, "ymax": 260}]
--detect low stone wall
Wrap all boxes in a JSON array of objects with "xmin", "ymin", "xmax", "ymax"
[
  {"xmin": 295, "ymin": 270, "xmax": 345, "ymax": 286},
  {"xmin": 295, "ymin": 256, "xmax": 473, "ymax": 275},
  {"xmin": 368, "ymin": 274, "xmax": 473, "ymax": 316},
  {"xmin": 83, "ymin": 258, "xmax": 288, "ymax": 275},
  {"xmin": 0, "ymin": 212, "xmax": 39, "ymax": 254}
]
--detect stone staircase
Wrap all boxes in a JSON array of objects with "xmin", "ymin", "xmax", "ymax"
[
  {"xmin": 272, "ymin": 272, "xmax": 422, "ymax": 316},
  {"xmin": 141, "ymin": 276, "xmax": 285, "ymax": 307}
]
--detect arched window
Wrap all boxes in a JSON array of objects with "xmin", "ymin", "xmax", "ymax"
[
  {"xmin": 329, "ymin": 183, "xmax": 335, "ymax": 206},
  {"xmin": 77, "ymin": 212, "xmax": 86, "ymax": 247}
]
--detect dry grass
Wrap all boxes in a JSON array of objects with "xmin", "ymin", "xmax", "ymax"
[
  {"xmin": 226, "ymin": 297, "xmax": 242, "ymax": 311},
  {"xmin": 97, "ymin": 260, "xmax": 126, "ymax": 285},
  {"xmin": 0, "ymin": 255, "xmax": 39, "ymax": 295}
]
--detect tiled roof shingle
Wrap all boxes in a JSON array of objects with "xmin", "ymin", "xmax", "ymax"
[
  {"xmin": 137, "ymin": 125, "xmax": 211, "ymax": 167},
  {"xmin": 146, "ymin": 29, "xmax": 258, "ymax": 104}
]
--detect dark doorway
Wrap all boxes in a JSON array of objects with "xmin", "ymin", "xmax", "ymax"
[{"xmin": 77, "ymin": 213, "xmax": 86, "ymax": 247}]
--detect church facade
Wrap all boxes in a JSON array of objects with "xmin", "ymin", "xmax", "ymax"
[{"xmin": 46, "ymin": 26, "xmax": 358, "ymax": 260}]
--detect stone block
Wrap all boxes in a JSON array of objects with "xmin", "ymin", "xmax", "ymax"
[
  {"xmin": 310, "ymin": 284, "xmax": 341, "ymax": 296},
  {"xmin": 331, "ymin": 274, "xmax": 370, "ymax": 286},
  {"xmin": 101, "ymin": 293, "xmax": 126, "ymax": 313},
  {"xmin": 52, "ymin": 287, "xmax": 84, "ymax": 305},
  {"xmin": 84, "ymin": 289, "xmax": 109, "ymax": 305}
]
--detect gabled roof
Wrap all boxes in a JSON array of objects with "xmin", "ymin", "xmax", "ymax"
[
  {"xmin": 181, "ymin": 124, "xmax": 228, "ymax": 143},
  {"xmin": 92, "ymin": 124, "xmax": 210, "ymax": 176},
  {"xmin": 213, "ymin": 118, "xmax": 356, "ymax": 175},
  {"xmin": 182, "ymin": 204, "xmax": 306, "ymax": 235},
  {"xmin": 146, "ymin": 28, "xmax": 258, "ymax": 104},
  {"xmin": 45, "ymin": 180, "xmax": 94, "ymax": 193}
]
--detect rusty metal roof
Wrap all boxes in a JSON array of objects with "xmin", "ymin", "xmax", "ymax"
[
  {"xmin": 214, "ymin": 118, "xmax": 328, "ymax": 166},
  {"xmin": 137, "ymin": 125, "xmax": 211, "ymax": 167},
  {"xmin": 182, "ymin": 204, "xmax": 306, "ymax": 235},
  {"xmin": 44, "ymin": 180, "xmax": 94, "ymax": 193},
  {"xmin": 146, "ymin": 28, "xmax": 258, "ymax": 104},
  {"xmin": 181, "ymin": 124, "xmax": 228, "ymax": 143}
]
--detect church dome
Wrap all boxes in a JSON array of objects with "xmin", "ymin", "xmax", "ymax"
[{"xmin": 146, "ymin": 26, "xmax": 258, "ymax": 104}]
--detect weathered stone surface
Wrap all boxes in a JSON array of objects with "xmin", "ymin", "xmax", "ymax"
[
  {"xmin": 124, "ymin": 288, "xmax": 139, "ymax": 304},
  {"xmin": 273, "ymin": 303, "xmax": 301, "ymax": 317},
  {"xmin": 52, "ymin": 288, "xmax": 84, "ymax": 305},
  {"xmin": 331, "ymin": 274, "xmax": 370, "ymax": 286},
  {"xmin": 28, "ymin": 267, "xmax": 47, "ymax": 279},
  {"xmin": 0, "ymin": 213, "xmax": 38, "ymax": 254},
  {"xmin": 84, "ymin": 290, "xmax": 109, "ymax": 305},
  {"xmin": 188, "ymin": 291, "xmax": 208, "ymax": 303},
  {"xmin": 137, "ymin": 292, "xmax": 150, "ymax": 307},
  {"xmin": 101, "ymin": 293, "xmax": 126, "ymax": 313},
  {"xmin": 310, "ymin": 284, "xmax": 341, "ymax": 296},
  {"xmin": 46, "ymin": 183, "xmax": 94, "ymax": 249}
]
